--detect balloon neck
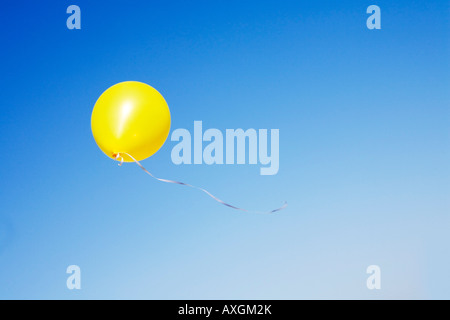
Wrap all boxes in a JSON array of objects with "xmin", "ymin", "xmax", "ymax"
[{"xmin": 113, "ymin": 153, "xmax": 124, "ymax": 166}]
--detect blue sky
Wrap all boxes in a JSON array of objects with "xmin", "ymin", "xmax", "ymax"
[{"xmin": 0, "ymin": 0, "xmax": 449, "ymax": 299}]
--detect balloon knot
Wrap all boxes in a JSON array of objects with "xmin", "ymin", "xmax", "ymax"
[{"xmin": 114, "ymin": 153, "xmax": 124, "ymax": 166}]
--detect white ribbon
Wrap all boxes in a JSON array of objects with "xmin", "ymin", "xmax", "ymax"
[{"xmin": 114, "ymin": 152, "xmax": 287, "ymax": 214}]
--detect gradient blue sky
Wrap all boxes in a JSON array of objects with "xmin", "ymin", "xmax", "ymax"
[{"xmin": 0, "ymin": 0, "xmax": 449, "ymax": 299}]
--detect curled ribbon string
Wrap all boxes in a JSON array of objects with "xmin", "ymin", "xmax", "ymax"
[{"xmin": 114, "ymin": 152, "xmax": 287, "ymax": 214}]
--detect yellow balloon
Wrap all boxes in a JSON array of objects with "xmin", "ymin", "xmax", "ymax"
[{"xmin": 91, "ymin": 81, "xmax": 171, "ymax": 162}]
